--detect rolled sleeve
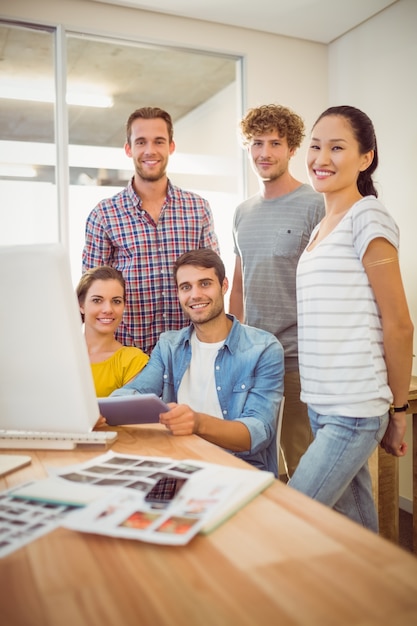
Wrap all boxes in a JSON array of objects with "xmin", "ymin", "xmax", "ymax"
[{"xmin": 234, "ymin": 339, "xmax": 284, "ymax": 455}]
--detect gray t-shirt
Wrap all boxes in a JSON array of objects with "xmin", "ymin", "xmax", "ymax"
[{"xmin": 232, "ymin": 184, "xmax": 324, "ymax": 371}]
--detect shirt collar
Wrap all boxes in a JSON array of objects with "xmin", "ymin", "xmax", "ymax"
[
  {"xmin": 127, "ymin": 177, "xmax": 174, "ymax": 207},
  {"xmin": 184, "ymin": 314, "xmax": 239, "ymax": 354}
]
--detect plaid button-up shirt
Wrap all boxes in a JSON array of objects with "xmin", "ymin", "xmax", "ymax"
[{"xmin": 82, "ymin": 179, "xmax": 220, "ymax": 354}]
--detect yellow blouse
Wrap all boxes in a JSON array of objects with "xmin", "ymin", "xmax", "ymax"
[{"xmin": 91, "ymin": 346, "xmax": 149, "ymax": 397}]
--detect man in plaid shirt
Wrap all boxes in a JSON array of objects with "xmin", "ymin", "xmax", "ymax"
[{"xmin": 82, "ymin": 106, "xmax": 219, "ymax": 354}]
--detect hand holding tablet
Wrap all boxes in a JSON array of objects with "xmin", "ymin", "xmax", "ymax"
[{"xmin": 98, "ymin": 394, "xmax": 170, "ymax": 426}]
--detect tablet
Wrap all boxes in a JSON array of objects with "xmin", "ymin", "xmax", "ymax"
[{"xmin": 98, "ymin": 394, "xmax": 170, "ymax": 426}]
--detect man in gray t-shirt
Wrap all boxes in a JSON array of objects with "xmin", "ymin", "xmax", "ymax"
[{"xmin": 229, "ymin": 104, "xmax": 324, "ymax": 480}]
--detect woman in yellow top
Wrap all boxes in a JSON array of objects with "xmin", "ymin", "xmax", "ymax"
[{"xmin": 76, "ymin": 266, "xmax": 149, "ymax": 397}]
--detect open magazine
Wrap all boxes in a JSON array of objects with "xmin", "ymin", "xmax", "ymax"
[{"xmin": 7, "ymin": 451, "xmax": 275, "ymax": 549}]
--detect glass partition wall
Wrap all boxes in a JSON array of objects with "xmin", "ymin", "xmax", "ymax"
[
  {"xmin": 0, "ymin": 23, "xmax": 58, "ymax": 245},
  {"xmin": 0, "ymin": 20, "xmax": 243, "ymax": 284}
]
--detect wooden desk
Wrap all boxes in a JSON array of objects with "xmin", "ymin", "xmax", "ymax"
[{"xmin": 1, "ymin": 425, "xmax": 417, "ymax": 626}]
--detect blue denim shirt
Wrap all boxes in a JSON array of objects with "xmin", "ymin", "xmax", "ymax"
[{"xmin": 113, "ymin": 315, "xmax": 284, "ymax": 475}]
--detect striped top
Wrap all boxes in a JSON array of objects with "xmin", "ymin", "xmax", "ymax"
[
  {"xmin": 82, "ymin": 179, "xmax": 219, "ymax": 354},
  {"xmin": 296, "ymin": 195, "xmax": 399, "ymax": 417}
]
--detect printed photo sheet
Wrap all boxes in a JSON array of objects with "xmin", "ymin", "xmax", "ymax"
[
  {"xmin": 1, "ymin": 451, "xmax": 274, "ymax": 556},
  {"xmin": 0, "ymin": 488, "xmax": 78, "ymax": 558},
  {"xmin": 51, "ymin": 451, "xmax": 238, "ymax": 546}
]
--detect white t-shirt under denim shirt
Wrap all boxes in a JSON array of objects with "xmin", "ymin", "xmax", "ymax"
[
  {"xmin": 178, "ymin": 331, "xmax": 224, "ymax": 419},
  {"xmin": 296, "ymin": 195, "xmax": 399, "ymax": 418}
]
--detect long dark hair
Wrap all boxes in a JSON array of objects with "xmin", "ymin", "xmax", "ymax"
[{"xmin": 313, "ymin": 105, "xmax": 378, "ymax": 197}]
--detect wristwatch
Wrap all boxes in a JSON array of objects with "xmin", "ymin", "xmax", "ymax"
[{"xmin": 389, "ymin": 402, "xmax": 409, "ymax": 415}]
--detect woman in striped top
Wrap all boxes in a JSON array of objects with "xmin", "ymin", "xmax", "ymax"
[{"xmin": 289, "ymin": 106, "xmax": 414, "ymax": 531}]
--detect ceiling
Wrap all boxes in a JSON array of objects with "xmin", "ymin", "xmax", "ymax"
[{"xmin": 94, "ymin": 0, "xmax": 397, "ymax": 44}]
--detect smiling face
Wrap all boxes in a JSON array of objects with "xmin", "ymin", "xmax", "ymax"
[
  {"xmin": 79, "ymin": 279, "xmax": 125, "ymax": 336},
  {"xmin": 248, "ymin": 131, "xmax": 295, "ymax": 182},
  {"xmin": 307, "ymin": 115, "xmax": 373, "ymax": 197},
  {"xmin": 125, "ymin": 117, "xmax": 175, "ymax": 183},
  {"xmin": 176, "ymin": 265, "xmax": 227, "ymax": 326}
]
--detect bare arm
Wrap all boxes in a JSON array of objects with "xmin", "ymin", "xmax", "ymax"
[
  {"xmin": 229, "ymin": 255, "xmax": 244, "ymax": 321},
  {"xmin": 363, "ymin": 237, "xmax": 414, "ymax": 456},
  {"xmin": 160, "ymin": 403, "xmax": 251, "ymax": 452}
]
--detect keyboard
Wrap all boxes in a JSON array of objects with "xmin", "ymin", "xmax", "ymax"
[{"xmin": 0, "ymin": 429, "xmax": 118, "ymax": 450}]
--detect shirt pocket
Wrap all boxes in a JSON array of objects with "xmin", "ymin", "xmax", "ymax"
[
  {"xmin": 230, "ymin": 376, "xmax": 255, "ymax": 414},
  {"xmin": 232, "ymin": 377, "xmax": 255, "ymax": 393},
  {"xmin": 273, "ymin": 228, "xmax": 303, "ymax": 258}
]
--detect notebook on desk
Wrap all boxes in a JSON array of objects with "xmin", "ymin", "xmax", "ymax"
[{"xmin": 0, "ymin": 244, "xmax": 117, "ymax": 450}]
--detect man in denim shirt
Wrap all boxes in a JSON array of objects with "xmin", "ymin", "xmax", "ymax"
[{"xmin": 113, "ymin": 249, "xmax": 284, "ymax": 475}]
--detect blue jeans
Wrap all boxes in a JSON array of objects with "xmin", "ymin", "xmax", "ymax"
[{"xmin": 289, "ymin": 409, "xmax": 389, "ymax": 532}]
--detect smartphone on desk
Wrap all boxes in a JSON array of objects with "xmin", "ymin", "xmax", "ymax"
[{"xmin": 144, "ymin": 477, "xmax": 187, "ymax": 509}]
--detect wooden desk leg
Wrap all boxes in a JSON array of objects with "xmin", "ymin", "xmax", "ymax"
[
  {"xmin": 413, "ymin": 412, "xmax": 417, "ymax": 553},
  {"xmin": 378, "ymin": 447, "xmax": 399, "ymax": 541},
  {"xmin": 370, "ymin": 446, "xmax": 399, "ymax": 542}
]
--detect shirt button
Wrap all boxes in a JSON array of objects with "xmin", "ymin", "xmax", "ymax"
[
  {"xmin": 241, "ymin": 384, "xmax": 246, "ymax": 390},
  {"xmin": 223, "ymin": 410, "xmax": 227, "ymax": 415},
  {"xmin": 217, "ymin": 386, "xmax": 221, "ymax": 391},
  {"xmin": 215, "ymin": 365, "xmax": 220, "ymax": 370},
  {"xmin": 163, "ymin": 374, "xmax": 167, "ymax": 379}
]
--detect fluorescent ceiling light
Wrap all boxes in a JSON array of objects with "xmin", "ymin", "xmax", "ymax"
[
  {"xmin": 0, "ymin": 84, "xmax": 113, "ymax": 108},
  {"xmin": 66, "ymin": 92, "xmax": 113, "ymax": 108},
  {"xmin": 0, "ymin": 164, "xmax": 37, "ymax": 178}
]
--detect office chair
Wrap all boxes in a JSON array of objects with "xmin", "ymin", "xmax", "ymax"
[{"xmin": 276, "ymin": 396, "xmax": 286, "ymax": 477}]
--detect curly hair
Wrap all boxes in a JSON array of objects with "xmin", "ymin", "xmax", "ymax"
[{"xmin": 240, "ymin": 104, "xmax": 305, "ymax": 149}]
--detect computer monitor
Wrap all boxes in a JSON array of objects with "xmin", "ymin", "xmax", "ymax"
[{"xmin": 0, "ymin": 243, "xmax": 100, "ymax": 432}]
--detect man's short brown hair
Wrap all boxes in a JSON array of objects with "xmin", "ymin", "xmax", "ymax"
[
  {"xmin": 173, "ymin": 249, "xmax": 226, "ymax": 286},
  {"xmin": 240, "ymin": 104, "xmax": 305, "ymax": 150},
  {"xmin": 126, "ymin": 107, "xmax": 174, "ymax": 145}
]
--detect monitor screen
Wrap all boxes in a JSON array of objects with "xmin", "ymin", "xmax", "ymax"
[{"xmin": 0, "ymin": 243, "xmax": 99, "ymax": 432}]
